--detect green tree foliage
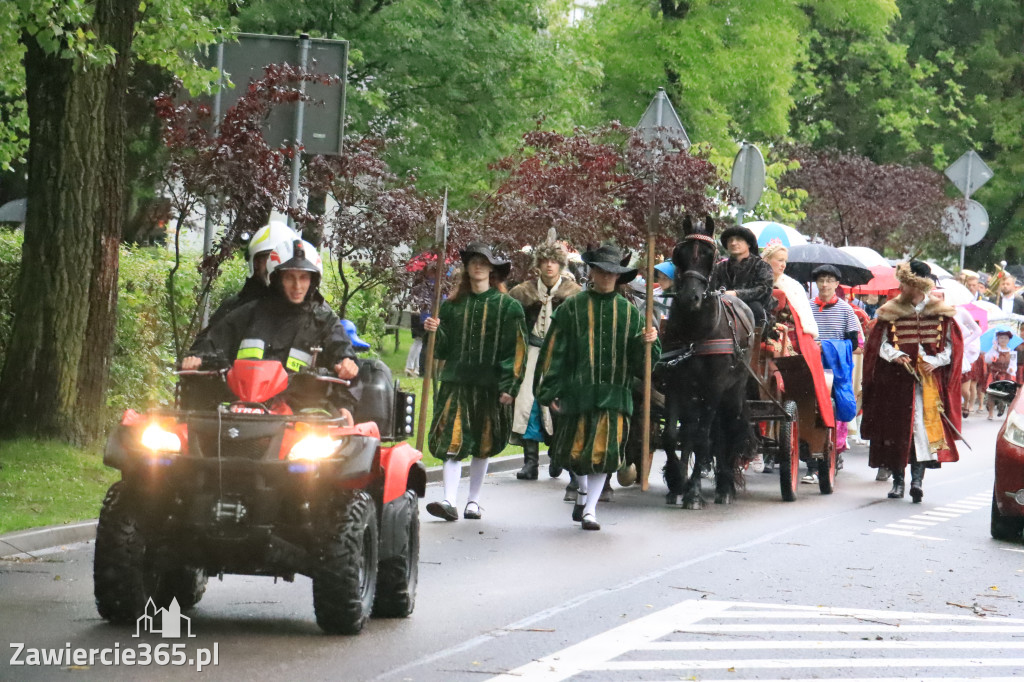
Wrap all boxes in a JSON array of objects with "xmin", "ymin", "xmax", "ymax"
[{"xmin": 895, "ymin": 0, "xmax": 1024, "ymax": 268}]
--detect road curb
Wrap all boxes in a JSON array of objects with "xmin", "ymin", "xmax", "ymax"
[
  {"xmin": 0, "ymin": 520, "xmax": 98, "ymax": 560},
  {"xmin": 0, "ymin": 452, "xmax": 548, "ymax": 559}
]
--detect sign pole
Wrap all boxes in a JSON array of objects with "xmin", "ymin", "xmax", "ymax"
[
  {"xmin": 636, "ymin": 87, "xmax": 689, "ymax": 490},
  {"xmin": 641, "ymin": 211, "xmax": 656, "ymax": 491},
  {"xmin": 415, "ymin": 190, "xmax": 448, "ymax": 453}
]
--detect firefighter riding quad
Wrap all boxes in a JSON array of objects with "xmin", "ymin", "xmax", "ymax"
[{"xmin": 93, "ymin": 356, "xmax": 424, "ymax": 635}]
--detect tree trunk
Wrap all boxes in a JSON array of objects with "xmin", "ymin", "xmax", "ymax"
[{"xmin": 0, "ymin": 0, "xmax": 140, "ymax": 444}]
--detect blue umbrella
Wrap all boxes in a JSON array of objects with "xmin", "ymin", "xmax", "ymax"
[
  {"xmin": 744, "ymin": 221, "xmax": 810, "ymax": 248},
  {"xmin": 979, "ymin": 326, "xmax": 1024, "ymax": 353}
]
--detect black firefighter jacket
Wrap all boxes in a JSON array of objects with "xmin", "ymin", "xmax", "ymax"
[{"xmin": 191, "ymin": 295, "xmax": 355, "ymax": 374}]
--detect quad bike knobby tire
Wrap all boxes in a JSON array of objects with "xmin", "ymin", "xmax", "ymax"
[
  {"xmin": 155, "ymin": 567, "xmax": 208, "ymax": 610},
  {"xmin": 372, "ymin": 490, "xmax": 420, "ymax": 618},
  {"xmin": 94, "ymin": 482, "xmax": 208, "ymax": 623},
  {"xmin": 990, "ymin": 491, "xmax": 1024, "ymax": 541},
  {"xmin": 778, "ymin": 401, "xmax": 799, "ymax": 502},
  {"xmin": 313, "ymin": 490, "xmax": 379, "ymax": 634},
  {"xmin": 94, "ymin": 482, "xmax": 149, "ymax": 623}
]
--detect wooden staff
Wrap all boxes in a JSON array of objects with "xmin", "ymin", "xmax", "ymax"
[
  {"xmin": 641, "ymin": 215, "xmax": 656, "ymax": 490},
  {"xmin": 415, "ymin": 191, "xmax": 448, "ymax": 452}
]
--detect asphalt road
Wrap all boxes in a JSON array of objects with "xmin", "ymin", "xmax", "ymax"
[{"xmin": 2, "ymin": 414, "xmax": 1022, "ymax": 681}]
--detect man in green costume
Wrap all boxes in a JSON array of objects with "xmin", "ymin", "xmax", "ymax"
[
  {"xmin": 536, "ymin": 244, "xmax": 660, "ymax": 531},
  {"xmin": 423, "ymin": 242, "xmax": 528, "ymax": 521}
]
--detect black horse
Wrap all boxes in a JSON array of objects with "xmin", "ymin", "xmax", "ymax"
[{"xmin": 659, "ymin": 216, "xmax": 755, "ymax": 508}]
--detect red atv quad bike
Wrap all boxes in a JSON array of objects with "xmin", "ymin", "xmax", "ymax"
[{"xmin": 93, "ymin": 357, "xmax": 424, "ymax": 635}]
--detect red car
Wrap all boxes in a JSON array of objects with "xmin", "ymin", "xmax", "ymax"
[{"xmin": 992, "ymin": 379, "xmax": 1024, "ymax": 541}]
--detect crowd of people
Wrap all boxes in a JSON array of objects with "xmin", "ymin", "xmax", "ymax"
[{"xmin": 184, "ymin": 219, "xmax": 1021, "ymax": 532}]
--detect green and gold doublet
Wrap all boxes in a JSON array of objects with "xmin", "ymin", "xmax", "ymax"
[
  {"xmin": 427, "ymin": 288, "xmax": 527, "ymax": 460},
  {"xmin": 536, "ymin": 289, "xmax": 661, "ymax": 474}
]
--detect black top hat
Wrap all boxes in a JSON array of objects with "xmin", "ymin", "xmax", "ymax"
[
  {"xmin": 811, "ymin": 264, "xmax": 843, "ymax": 281},
  {"xmin": 459, "ymin": 241, "xmax": 512, "ymax": 280},
  {"xmin": 581, "ymin": 244, "xmax": 638, "ymax": 285},
  {"xmin": 719, "ymin": 226, "xmax": 759, "ymax": 255}
]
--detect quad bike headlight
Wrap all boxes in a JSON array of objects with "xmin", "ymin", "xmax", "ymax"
[
  {"xmin": 288, "ymin": 434, "xmax": 342, "ymax": 461},
  {"xmin": 1003, "ymin": 410, "xmax": 1024, "ymax": 448},
  {"xmin": 140, "ymin": 423, "xmax": 181, "ymax": 454}
]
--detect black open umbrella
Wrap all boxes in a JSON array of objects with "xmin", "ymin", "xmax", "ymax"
[{"xmin": 784, "ymin": 243, "xmax": 873, "ymax": 286}]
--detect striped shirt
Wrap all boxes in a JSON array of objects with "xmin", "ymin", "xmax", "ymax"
[{"xmin": 811, "ymin": 298, "xmax": 860, "ymax": 341}]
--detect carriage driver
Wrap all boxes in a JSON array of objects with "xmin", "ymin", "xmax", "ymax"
[
  {"xmin": 182, "ymin": 239, "xmax": 359, "ymax": 383},
  {"xmin": 709, "ymin": 225, "xmax": 774, "ymax": 329}
]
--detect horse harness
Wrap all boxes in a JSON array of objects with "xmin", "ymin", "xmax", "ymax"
[{"xmin": 663, "ymin": 233, "xmax": 754, "ymax": 368}]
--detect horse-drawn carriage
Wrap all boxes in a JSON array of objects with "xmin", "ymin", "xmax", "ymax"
[
  {"xmin": 747, "ymin": 289, "xmax": 837, "ymax": 501},
  {"xmin": 653, "ymin": 216, "xmax": 838, "ymax": 507}
]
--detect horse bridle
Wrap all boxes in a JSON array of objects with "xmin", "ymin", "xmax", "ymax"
[{"xmin": 678, "ymin": 233, "xmax": 718, "ymax": 298}]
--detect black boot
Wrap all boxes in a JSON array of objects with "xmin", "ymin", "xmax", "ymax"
[
  {"xmin": 887, "ymin": 469, "xmax": 905, "ymax": 499},
  {"xmin": 910, "ymin": 462, "xmax": 925, "ymax": 503},
  {"xmin": 516, "ymin": 440, "xmax": 539, "ymax": 480},
  {"xmin": 548, "ymin": 451, "xmax": 563, "ymax": 478},
  {"xmin": 564, "ymin": 471, "xmax": 579, "ymax": 502}
]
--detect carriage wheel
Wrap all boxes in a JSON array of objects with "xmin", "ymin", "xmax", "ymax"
[
  {"xmin": 818, "ymin": 427, "xmax": 837, "ymax": 495},
  {"xmin": 778, "ymin": 401, "xmax": 799, "ymax": 502}
]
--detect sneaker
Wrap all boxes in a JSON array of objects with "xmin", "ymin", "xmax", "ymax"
[{"xmin": 801, "ymin": 473, "xmax": 818, "ymax": 484}]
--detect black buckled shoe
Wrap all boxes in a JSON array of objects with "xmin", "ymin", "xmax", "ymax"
[
  {"xmin": 426, "ymin": 500, "xmax": 459, "ymax": 521},
  {"xmin": 572, "ymin": 503, "xmax": 585, "ymax": 522},
  {"xmin": 464, "ymin": 502, "xmax": 482, "ymax": 520},
  {"xmin": 581, "ymin": 513, "xmax": 601, "ymax": 531}
]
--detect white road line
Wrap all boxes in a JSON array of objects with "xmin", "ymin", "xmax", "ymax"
[
  {"xmin": 596, "ymin": 658, "xmax": 1024, "ymax": 671},
  {"xmin": 910, "ymin": 514, "xmax": 950, "ymax": 521},
  {"xmin": 897, "ymin": 518, "xmax": 938, "ymax": 525},
  {"xmin": 873, "ymin": 529, "xmax": 948, "ymax": 540},
  {"xmin": 887, "ymin": 524, "xmax": 929, "ymax": 531},
  {"xmin": 641, "ymin": 678, "xmax": 1022, "ymax": 682},
  {"xmin": 1002, "ymin": 547, "xmax": 1024, "ymax": 553},
  {"xmin": 918, "ymin": 511, "xmax": 961, "ymax": 518},
  {"xmin": 672, "ymin": 625, "xmax": 1024, "ymax": 633},
  {"xmin": 486, "ymin": 600, "xmax": 1024, "ymax": 682},
  {"xmin": 939, "ymin": 505, "xmax": 983, "ymax": 511},
  {"xmin": 641, "ymin": 641, "xmax": 1024, "ymax": 650}
]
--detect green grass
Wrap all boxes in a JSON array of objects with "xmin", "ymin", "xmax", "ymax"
[
  {"xmin": 0, "ymin": 439, "xmax": 117, "ymax": 534},
  {"xmin": 375, "ymin": 328, "xmax": 523, "ymax": 466}
]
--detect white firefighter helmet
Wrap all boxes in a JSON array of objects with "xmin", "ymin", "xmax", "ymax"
[
  {"xmin": 246, "ymin": 220, "xmax": 299, "ymax": 278},
  {"xmin": 266, "ymin": 238, "xmax": 324, "ymax": 291}
]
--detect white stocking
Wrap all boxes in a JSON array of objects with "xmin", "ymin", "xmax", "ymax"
[
  {"xmin": 468, "ymin": 457, "xmax": 489, "ymax": 504},
  {"xmin": 584, "ymin": 474, "xmax": 606, "ymax": 518},
  {"xmin": 442, "ymin": 458, "xmax": 461, "ymax": 505}
]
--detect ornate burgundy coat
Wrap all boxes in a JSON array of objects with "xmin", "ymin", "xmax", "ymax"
[{"xmin": 861, "ymin": 296, "xmax": 964, "ymax": 471}]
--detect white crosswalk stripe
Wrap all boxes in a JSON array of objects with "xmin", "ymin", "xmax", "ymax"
[
  {"xmin": 488, "ymin": 600, "xmax": 1024, "ymax": 681},
  {"xmin": 873, "ymin": 490, "xmax": 989, "ymax": 538}
]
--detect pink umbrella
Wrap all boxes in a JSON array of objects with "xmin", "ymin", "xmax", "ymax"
[
  {"xmin": 962, "ymin": 302, "xmax": 988, "ymax": 331},
  {"xmin": 851, "ymin": 265, "xmax": 899, "ymax": 295}
]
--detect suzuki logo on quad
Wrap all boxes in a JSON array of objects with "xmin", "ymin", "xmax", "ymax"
[
  {"xmin": 229, "ymin": 405, "xmax": 265, "ymax": 415},
  {"xmin": 227, "ymin": 428, "xmax": 240, "ymax": 439}
]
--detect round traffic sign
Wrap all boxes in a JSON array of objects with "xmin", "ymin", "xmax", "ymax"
[
  {"xmin": 942, "ymin": 199, "xmax": 989, "ymax": 247},
  {"xmin": 730, "ymin": 142, "xmax": 765, "ymax": 211}
]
